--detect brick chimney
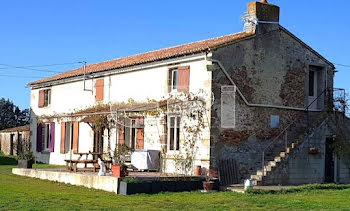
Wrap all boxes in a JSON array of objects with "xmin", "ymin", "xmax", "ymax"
[
  {"xmin": 244, "ymin": 1, "xmax": 280, "ymax": 32},
  {"xmin": 248, "ymin": 0, "xmax": 280, "ymax": 22}
]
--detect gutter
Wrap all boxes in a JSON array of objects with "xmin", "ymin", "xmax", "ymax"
[{"xmin": 208, "ymin": 58, "xmax": 321, "ymax": 112}]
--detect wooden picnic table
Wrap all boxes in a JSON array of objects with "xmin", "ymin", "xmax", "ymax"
[{"xmin": 65, "ymin": 152, "xmax": 113, "ymax": 172}]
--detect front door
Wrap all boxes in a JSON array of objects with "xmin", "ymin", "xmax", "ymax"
[
  {"xmin": 93, "ymin": 127, "xmax": 104, "ymax": 157},
  {"xmin": 325, "ymin": 138, "xmax": 335, "ymax": 183}
]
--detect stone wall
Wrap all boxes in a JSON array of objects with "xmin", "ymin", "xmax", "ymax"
[
  {"xmin": 0, "ymin": 131, "xmax": 30, "ymax": 156},
  {"xmin": 262, "ymin": 121, "xmax": 350, "ymax": 185},
  {"xmin": 209, "ymin": 25, "xmax": 336, "ymax": 183}
]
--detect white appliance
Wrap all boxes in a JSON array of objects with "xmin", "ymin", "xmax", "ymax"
[{"xmin": 131, "ymin": 150, "xmax": 160, "ymax": 171}]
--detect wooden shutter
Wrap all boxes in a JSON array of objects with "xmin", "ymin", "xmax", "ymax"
[
  {"xmin": 95, "ymin": 79, "xmax": 104, "ymax": 101},
  {"xmin": 72, "ymin": 122, "xmax": 79, "ymax": 154},
  {"xmin": 36, "ymin": 124, "xmax": 42, "ymax": 152},
  {"xmin": 60, "ymin": 122, "xmax": 65, "ymax": 153},
  {"xmin": 177, "ymin": 66, "xmax": 190, "ymax": 92},
  {"xmin": 136, "ymin": 128, "xmax": 144, "ymax": 149},
  {"xmin": 118, "ymin": 125, "xmax": 124, "ymax": 145},
  {"xmin": 38, "ymin": 90, "xmax": 45, "ymax": 108},
  {"xmin": 49, "ymin": 122, "xmax": 55, "ymax": 152}
]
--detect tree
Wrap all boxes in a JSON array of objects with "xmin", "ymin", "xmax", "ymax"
[{"xmin": 0, "ymin": 98, "xmax": 29, "ymax": 130}]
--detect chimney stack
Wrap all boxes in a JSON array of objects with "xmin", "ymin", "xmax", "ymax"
[{"xmin": 247, "ymin": 1, "xmax": 280, "ymax": 23}]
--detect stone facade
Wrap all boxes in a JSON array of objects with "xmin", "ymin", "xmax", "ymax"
[
  {"xmin": 0, "ymin": 125, "xmax": 30, "ymax": 156},
  {"xmin": 208, "ymin": 11, "xmax": 349, "ymax": 184}
]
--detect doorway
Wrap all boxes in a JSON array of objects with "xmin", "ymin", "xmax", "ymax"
[
  {"xmin": 324, "ymin": 138, "xmax": 335, "ymax": 183},
  {"xmin": 10, "ymin": 134, "xmax": 14, "ymax": 155},
  {"xmin": 93, "ymin": 127, "xmax": 104, "ymax": 156}
]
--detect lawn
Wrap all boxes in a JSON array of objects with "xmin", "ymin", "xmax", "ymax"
[{"xmin": 1, "ymin": 155, "xmax": 350, "ymax": 211}]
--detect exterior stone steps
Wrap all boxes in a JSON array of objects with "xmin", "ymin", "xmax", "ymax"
[{"xmin": 250, "ymin": 140, "xmax": 303, "ymax": 186}]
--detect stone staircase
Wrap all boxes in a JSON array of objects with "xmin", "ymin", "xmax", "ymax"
[
  {"xmin": 250, "ymin": 141, "xmax": 301, "ymax": 185},
  {"xmin": 250, "ymin": 111, "xmax": 327, "ymax": 186}
]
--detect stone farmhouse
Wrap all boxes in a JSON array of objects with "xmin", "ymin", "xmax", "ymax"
[{"xmin": 28, "ymin": 1, "xmax": 349, "ymax": 185}]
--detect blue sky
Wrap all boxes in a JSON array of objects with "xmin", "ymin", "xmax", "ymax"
[{"xmin": 0, "ymin": 0, "xmax": 349, "ymax": 109}]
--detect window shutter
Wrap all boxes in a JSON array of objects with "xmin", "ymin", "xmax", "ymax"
[
  {"xmin": 36, "ymin": 124, "xmax": 42, "ymax": 152},
  {"xmin": 60, "ymin": 122, "xmax": 65, "ymax": 153},
  {"xmin": 136, "ymin": 128, "xmax": 144, "ymax": 149},
  {"xmin": 95, "ymin": 79, "xmax": 104, "ymax": 101},
  {"xmin": 118, "ymin": 125, "xmax": 124, "ymax": 145},
  {"xmin": 49, "ymin": 122, "xmax": 55, "ymax": 152},
  {"xmin": 177, "ymin": 66, "xmax": 190, "ymax": 92},
  {"xmin": 72, "ymin": 122, "xmax": 79, "ymax": 154},
  {"xmin": 135, "ymin": 117, "xmax": 144, "ymax": 128},
  {"xmin": 38, "ymin": 90, "xmax": 45, "ymax": 108}
]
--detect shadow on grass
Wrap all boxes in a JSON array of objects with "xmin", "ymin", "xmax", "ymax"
[
  {"xmin": 246, "ymin": 184, "xmax": 350, "ymax": 195},
  {"xmin": 0, "ymin": 155, "xmax": 18, "ymax": 165}
]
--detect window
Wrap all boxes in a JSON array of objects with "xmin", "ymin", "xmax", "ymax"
[
  {"xmin": 167, "ymin": 116, "xmax": 180, "ymax": 151},
  {"xmin": 170, "ymin": 69, "xmax": 178, "ymax": 91},
  {"xmin": 270, "ymin": 115, "xmax": 280, "ymax": 129},
  {"xmin": 38, "ymin": 89, "xmax": 51, "ymax": 108},
  {"xmin": 41, "ymin": 123, "xmax": 51, "ymax": 150},
  {"xmin": 65, "ymin": 122, "xmax": 73, "ymax": 152},
  {"xmin": 168, "ymin": 66, "xmax": 190, "ymax": 92},
  {"xmin": 60, "ymin": 122, "xmax": 73, "ymax": 153},
  {"xmin": 309, "ymin": 70, "xmax": 315, "ymax": 97},
  {"xmin": 120, "ymin": 117, "xmax": 144, "ymax": 150}
]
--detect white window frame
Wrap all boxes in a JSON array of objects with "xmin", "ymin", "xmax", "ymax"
[
  {"xmin": 43, "ymin": 89, "xmax": 51, "ymax": 107},
  {"xmin": 167, "ymin": 115, "xmax": 181, "ymax": 152},
  {"xmin": 41, "ymin": 123, "xmax": 51, "ymax": 151},
  {"xmin": 170, "ymin": 69, "xmax": 178, "ymax": 91},
  {"xmin": 64, "ymin": 122, "xmax": 73, "ymax": 152}
]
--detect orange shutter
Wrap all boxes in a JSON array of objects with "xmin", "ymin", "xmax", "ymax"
[
  {"xmin": 60, "ymin": 122, "xmax": 65, "ymax": 153},
  {"xmin": 95, "ymin": 79, "xmax": 104, "ymax": 101},
  {"xmin": 177, "ymin": 66, "xmax": 190, "ymax": 92},
  {"xmin": 72, "ymin": 122, "xmax": 79, "ymax": 154},
  {"xmin": 118, "ymin": 125, "xmax": 124, "ymax": 145},
  {"xmin": 136, "ymin": 128, "xmax": 144, "ymax": 149},
  {"xmin": 38, "ymin": 90, "xmax": 45, "ymax": 108}
]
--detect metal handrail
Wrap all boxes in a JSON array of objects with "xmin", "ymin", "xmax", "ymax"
[{"xmin": 261, "ymin": 87, "xmax": 331, "ymax": 176}]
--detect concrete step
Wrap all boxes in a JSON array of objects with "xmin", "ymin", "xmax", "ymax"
[
  {"xmin": 286, "ymin": 147, "xmax": 291, "ymax": 153},
  {"xmin": 263, "ymin": 165, "xmax": 272, "ymax": 172},
  {"xmin": 256, "ymin": 170, "xmax": 264, "ymax": 176},
  {"xmin": 250, "ymin": 175, "xmax": 262, "ymax": 181},
  {"xmin": 274, "ymin": 156, "xmax": 282, "ymax": 162},
  {"xmin": 291, "ymin": 142, "xmax": 297, "ymax": 148},
  {"xmin": 280, "ymin": 152, "xmax": 286, "ymax": 158},
  {"xmin": 269, "ymin": 161, "xmax": 277, "ymax": 167}
]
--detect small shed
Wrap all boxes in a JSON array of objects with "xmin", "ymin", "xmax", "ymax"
[{"xmin": 0, "ymin": 125, "xmax": 30, "ymax": 156}]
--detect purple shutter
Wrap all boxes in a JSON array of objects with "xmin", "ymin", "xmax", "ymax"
[
  {"xmin": 36, "ymin": 124, "xmax": 42, "ymax": 152},
  {"xmin": 49, "ymin": 122, "xmax": 55, "ymax": 152}
]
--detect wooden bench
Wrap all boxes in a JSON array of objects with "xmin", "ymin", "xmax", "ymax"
[
  {"xmin": 64, "ymin": 152, "xmax": 113, "ymax": 172},
  {"xmin": 65, "ymin": 159, "xmax": 98, "ymax": 172}
]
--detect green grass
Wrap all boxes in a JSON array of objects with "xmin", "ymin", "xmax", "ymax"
[{"xmin": 1, "ymin": 155, "xmax": 350, "ymax": 211}]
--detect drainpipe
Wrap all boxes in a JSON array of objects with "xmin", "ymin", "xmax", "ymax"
[
  {"xmin": 208, "ymin": 58, "xmax": 320, "ymax": 112},
  {"xmin": 80, "ymin": 61, "xmax": 93, "ymax": 93}
]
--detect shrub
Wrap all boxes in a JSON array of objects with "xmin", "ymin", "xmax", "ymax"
[{"xmin": 121, "ymin": 177, "xmax": 138, "ymax": 183}]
